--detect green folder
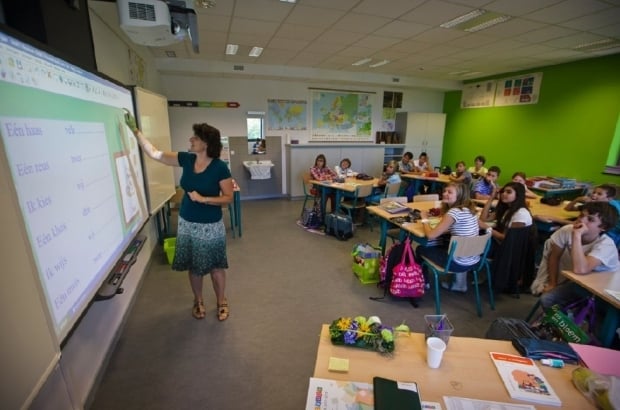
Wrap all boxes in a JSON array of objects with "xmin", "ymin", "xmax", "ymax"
[{"xmin": 373, "ymin": 376, "xmax": 422, "ymax": 410}]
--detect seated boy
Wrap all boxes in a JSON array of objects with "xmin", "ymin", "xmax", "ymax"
[
  {"xmin": 472, "ymin": 165, "xmax": 500, "ymax": 200},
  {"xmin": 398, "ymin": 152, "xmax": 414, "ymax": 174},
  {"xmin": 530, "ymin": 202, "xmax": 619, "ymax": 310}
]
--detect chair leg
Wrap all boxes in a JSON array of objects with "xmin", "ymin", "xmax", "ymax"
[
  {"xmin": 525, "ymin": 300, "xmax": 541, "ymax": 322},
  {"xmin": 472, "ymin": 270, "xmax": 482, "ymax": 317},
  {"xmin": 485, "ymin": 263, "xmax": 495, "ymax": 311}
]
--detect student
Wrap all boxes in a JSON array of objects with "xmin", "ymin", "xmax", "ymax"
[
  {"xmin": 511, "ymin": 172, "xmax": 539, "ymax": 199},
  {"xmin": 334, "ymin": 158, "xmax": 356, "ymax": 178},
  {"xmin": 468, "ymin": 155, "xmax": 488, "ymax": 180},
  {"xmin": 416, "ymin": 182, "xmax": 480, "ymax": 293},
  {"xmin": 472, "ymin": 165, "xmax": 500, "ymax": 200},
  {"xmin": 310, "ymin": 154, "xmax": 337, "ymax": 181},
  {"xmin": 449, "ymin": 161, "xmax": 472, "ymax": 185},
  {"xmin": 367, "ymin": 160, "xmax": 401, "ymax": 203},
  {"xmin": 479, "ymin": 182, "xmax": 533, "ymax": 242},
  {"xmin": 413, "ymin": 152, "xmax": 433, "ymax": 173},
  {"xmin": 398, "ymin": 151, "xmax": 414, "ymax": 174},
  {"xmin": 530, "ymin": 202, "xmax": 619, "ymax": 309}
]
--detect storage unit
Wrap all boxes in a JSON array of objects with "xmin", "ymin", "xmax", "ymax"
[{"xmin": 395, "ymin": 112, "xmax": 446, "ymax": 168}]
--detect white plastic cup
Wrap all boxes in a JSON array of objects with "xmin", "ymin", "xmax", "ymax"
[
  {"xmin": 434, "ymin": 200, "xmax": 441, "ymax": 208},
  {"xmin": 426, "ymin": 337, "xmax": 447, "ymax": 369}
]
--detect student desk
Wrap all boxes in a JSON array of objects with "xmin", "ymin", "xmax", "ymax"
[
  {"xmin": 401, "ymin": 173, "xmax": 451, "ymax": 197},
  {"xmin": 310, "ymin": 177, "xmax": 378, "ymax": 222},
  {"xmin": 561, "ymin": 269, "xmax": 620, "ymax": 347},
  {"xmin": 312, "ymin": 324, "xmax": 592, "ymax": 409},
  {"xmin": 367, "ymin": 201, "xmax": 436, "ymax": 253}
]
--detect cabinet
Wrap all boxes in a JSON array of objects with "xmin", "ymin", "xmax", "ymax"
[
  {"xmin": 382, "ymin": 144, "xmax": 406, "ymax": 166},
  {"xmin": 395, "ymin": 112, "xmax": 446, "ymax": 168}
]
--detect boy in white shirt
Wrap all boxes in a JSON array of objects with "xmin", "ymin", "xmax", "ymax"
[{"xmin": 531, "ymin": 202, "xmax": 619, "ymax": 309}]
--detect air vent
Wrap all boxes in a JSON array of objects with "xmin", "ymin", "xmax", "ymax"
[
  {"xmin": 233, "ymin": 65, "xmax": 245, "ymax": 71},
  {"xmin": 392, "ymin": 77, "xmax": 400, "ymax": 83},
  {"xmin": 128, "ymin": 2, "xmax": 156, "ymax": 21}
]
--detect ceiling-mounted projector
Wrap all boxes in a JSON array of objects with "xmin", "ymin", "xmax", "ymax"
[{"xmin": 118, "ymin": 0, "xmax": 200, "ymax": 53}]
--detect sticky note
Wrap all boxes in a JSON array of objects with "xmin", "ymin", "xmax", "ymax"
[{"xmin": 328, "ymin": 357, "xmax": 349, "ymax": 372}]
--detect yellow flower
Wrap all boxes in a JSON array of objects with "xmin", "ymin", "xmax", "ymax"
[
  {"xmin": 336, "ymin": 317, "xmax": 352, "ymax": 331},
  {"xmin": 357, "ymin": 322, "xmax": 371, "ymax": 338}
]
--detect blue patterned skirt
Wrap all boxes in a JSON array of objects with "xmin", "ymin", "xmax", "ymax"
[{"xmin": 172, "ymin": 216, "xmax": 229, "ymax": 275}]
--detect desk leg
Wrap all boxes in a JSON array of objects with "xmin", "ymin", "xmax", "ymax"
[
  {"xmin": 599, "ymin": 303, "xmax": 619, "ymax": 347},
  {"xmin": 235, "ymin": 191, "xmax": 242, "ymax": 237}
]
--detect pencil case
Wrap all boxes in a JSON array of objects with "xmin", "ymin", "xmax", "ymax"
[{"xmin": 512, "ymin": 337, "xmax": 580, "ymax": 364}]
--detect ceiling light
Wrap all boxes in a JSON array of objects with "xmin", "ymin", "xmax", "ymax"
[
  {"xmin": 195, "ymin": 0, "xmax": 216, "ymax": 8},
  {"xmin": 464, "ymin": 15, "xmax": 511, "ymax": 33},
  {"xmin": 225, "ymin": 44, "xmax": 239, "ymax": 55},
  {"xmin": 440, "ymin": 9, "xmax": 485, "ymax": 28},
  {"xmin": 280, "ymin": 0, "xmax": 296, "ymax": 3},
  {"xmin": 573, "ymin": 38, "xmax": 620, "ymax": 52},
  {"xmin": 369, "ymin": 59, "xmax": 390, "ymax": 68},
  {"xmin": 352, "ymin": 58, "xmax": 372, "ymax": 66},
  {"xmin": 249, "ymin": 47, "xmax": 263, "ymax": 57}
]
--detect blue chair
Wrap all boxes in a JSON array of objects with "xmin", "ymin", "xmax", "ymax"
[{"xmin": 420, "ymin": 232, "xmax": 494, "ymax": 317}]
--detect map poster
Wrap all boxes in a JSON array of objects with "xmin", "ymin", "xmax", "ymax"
[
  {"xmin": 494, "ymin": 72, "xmax": 542, "ymax": 106},
  {"xmin": 461, "ymin": 80, "xmax": 496, "ymax": 109},
  {"xmin": 267, "ymin": 99, "xmax": 307, "ymax": 130},
  {"xmin": 310, "ymin": 90, "xmax": 373, "ymax": 142}
]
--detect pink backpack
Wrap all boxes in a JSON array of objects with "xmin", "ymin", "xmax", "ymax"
[{"xmin": 389, "ymin": 237, "xmax": 425, "ymax": 298}]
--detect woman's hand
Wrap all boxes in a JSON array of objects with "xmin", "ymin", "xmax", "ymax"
[
  {"xmin": 123, "ymin": 109, "xmax": 138, "ymax": 133},
  {"xmin": 188, "ymin": 191, "xmax": 207, "ymax": 204}
]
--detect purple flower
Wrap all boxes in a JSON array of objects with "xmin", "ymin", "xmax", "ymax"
[{"xmin": 344, "ymin": 322, "xmax": 359, "ymax": 344}]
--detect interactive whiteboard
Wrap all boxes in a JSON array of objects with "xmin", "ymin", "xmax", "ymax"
[{"xmin": 134, "ymin": 87, "xmax": 176, "ymax": 214}]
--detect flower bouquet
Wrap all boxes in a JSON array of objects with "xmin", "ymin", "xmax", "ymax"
[{"xmin": 329, "ymin": 316, "xmax": 408, "ymax": 354}]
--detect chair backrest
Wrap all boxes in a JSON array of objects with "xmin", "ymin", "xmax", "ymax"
[
  {"xmin": 448, "ymin": 231, "xmax": 492, "ymax": 260},
  {"xmin": 413, "ymin": 194, "xmax": 439, "ymax": 202},
  {"xmin": 302, "ymin": 171, "xmax": 313, "ymax": 196},
  {"xmin": 355, "ymin": 184, "xmax": 374, "ymax": 198},
  {"xmin": 379, "ymin": 196, "xmax": 407, "ymax": 204},
  {"xmin": 384, "ymin": 182, "xmax": 401, "ymax": 197}
]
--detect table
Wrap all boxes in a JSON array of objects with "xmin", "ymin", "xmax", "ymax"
[
  {"xmin": 367, "ymin": 200, "xmax": 437, "ymax": 253},
  {"xmin": 401, "ymin": 173, "xmax": 451, "ymax": 197},
  {"xmin": 313, "ymin": 324, "xmax": 592, "ymax": 409},
  {"xmin": 561, "ymin": 269, "xmax": 620, "ymax": 347},
  {"xmin": 310, "ymin": 177, "xmax": 378, "ymax": 222}
]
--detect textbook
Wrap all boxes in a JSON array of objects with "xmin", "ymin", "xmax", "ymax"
[
  {"xmin": 489, "ymin": 352, "xmax": 561, "ymax": 407},
  {"xmin": 379, "ymin": 201, "xmax": 409, "ymax": 214},
  {"xmin": 305, "ymin": 377, "xmax": 373, "ymax": 409}
]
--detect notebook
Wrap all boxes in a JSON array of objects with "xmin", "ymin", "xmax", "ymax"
[{"xmin": 373, "ymin": 376, "xmax": 422, "ymax": 410}]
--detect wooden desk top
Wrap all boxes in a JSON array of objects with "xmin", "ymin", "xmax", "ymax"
[
  {"xmin": 474, "ymin": 198, "xmax": 579, "ymax": 222},
  {"xmin": 310, "ymin": 177, "xmax": 378, "ymax": 192},
  {"xmin": 313, "ymin": 325, "xmax": 592, "ymax": 409},
  {"xmin": 562, "ymin": 270, "xmax": 620, "ymax": 309},
  {"xmin": 367, "ymin": 201, "xmax": 437, "ymax": 238}
]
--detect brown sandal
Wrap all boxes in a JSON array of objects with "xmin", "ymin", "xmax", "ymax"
[
  {"xmin": 217, "ymin": 300, "xmax": 229, "ymax": 321},
  {"xmin": 192, "ymin": 300, "xmax": 206, "ymax": 319}
]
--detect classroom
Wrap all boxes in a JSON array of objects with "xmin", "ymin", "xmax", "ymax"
[{"xmin": 2, "ymin": 1, "xmax": 620, "ymax": 409}]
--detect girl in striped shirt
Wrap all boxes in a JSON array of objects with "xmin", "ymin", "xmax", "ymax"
[{"xmin": 417, "ymin": 182, "xmax": 481, "ymax": 292}]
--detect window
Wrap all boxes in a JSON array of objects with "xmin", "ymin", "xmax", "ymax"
[{"xmin": 247, "ymin": 111, "xmax": 265, "ymax": 141}]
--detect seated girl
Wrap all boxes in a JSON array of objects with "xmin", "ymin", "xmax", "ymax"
[
  {"xmin": 310, "ymin": 153, "xmax": 337, "ymax": 212},
  {"xmin": 511, "ymin": 172, "xmax": 539, "ymax": 199},
  {"xmin": 367, "ymin": 160, "xmax": 401, "ymax": 204},
  {"xmin": 479, "ymin": 182, "xmax": 533, "ymax": 243},
  {"xmin": 449, "ymin": 161, "xmax": 472, "ymax": 185},
  {"xmin": 334, "ymin": 158, "xmax": 356, "ymax": 178},
  {"xmin": 416, "ymin": 182, "xmax": 481, "ymax": 293}
]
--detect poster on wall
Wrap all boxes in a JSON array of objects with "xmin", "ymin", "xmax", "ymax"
[
  {"xmin": 310, "ymin": 89, "xmax": 373, "ymax": 142},
  {"xmin": 461, "ymin": 80, "xmax": 496, "ymax": 108},
  {"xmin": 267, "ymin": 99, "xmax": 307, "ymax": 130},
  {"xmin": 494, "ymin": 72, "xmax": 542, "ymax": 106}
]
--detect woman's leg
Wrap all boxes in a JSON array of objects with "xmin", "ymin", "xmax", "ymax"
[
  {"xmin": 189, "ymin": 272, "xmax": 206, "ymax": 319},
  {"xmin": 211, "ymin": 269, "xmax": 229, "ymax": 321}
]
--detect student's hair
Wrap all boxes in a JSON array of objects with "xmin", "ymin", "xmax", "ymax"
[
  {"xmin": 474, "ymin": 155, "xmax": 486, "ymax": 164},
  {"xmin": 487, "ymin": 165, "xmax": 501, "ymax": 175},
  {"xmin": 597, "ymin": 184, "xmax": 617, "ymax": 199},
  {"xmin": 512, "ymin": 171, "xmax": 527, "ymax": 180},
  {"xmin": 314, "ymin": 154, "xmax": 326, "ymax": 168},
  {"xmin": 340, "ymin": 158, "xmax": 351, "ymax": 168},
  {"xmin": 455, "ymin": 160, "xmax": 466, "ymax": 167},
  {"xmin": 386, "ymin": 160, "xmax": 398, "ymax": 172},
  {"xmin": 419, "ymin": 152, "xmax": 428, "ymax": 158},
  {"xmin": 194, "ymin": 123, "xmax": 222, "ymax": 158},
  {"xmin": 442, "ymin": 182, "xmax": 477, "ymax": 215},
  {"xmin": 581, "ymin": 201, "xmax": 619, "ymax": 231},
  {"xmin": 403, "ymin": 152, "xmax": 413, "ymax": 160},
  {"xmin": 495, "ymin": 182, "xmax": 530, "ymax": 232}
]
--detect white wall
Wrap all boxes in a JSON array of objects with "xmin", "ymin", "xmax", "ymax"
[{"xmin": 160, "ymin": 74, "xmax": 445, "ymax": 192}]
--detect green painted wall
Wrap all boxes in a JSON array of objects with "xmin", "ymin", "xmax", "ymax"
[{"xmin": 442, "ymin": 53, "xmax": 620, "ymax": 187}]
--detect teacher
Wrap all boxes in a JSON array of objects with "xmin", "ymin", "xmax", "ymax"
[{"xmin": 125, "ymin": 111, "xmax": 233, "ymax": 321}]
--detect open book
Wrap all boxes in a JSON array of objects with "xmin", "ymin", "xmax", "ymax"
[
  {"xmin": 489, "ymin": 352, "xmax": 561, "ymax": 407},
  {"xmin": 379, "ymin": 201, "xmax": 409, "ymax": 214}
]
